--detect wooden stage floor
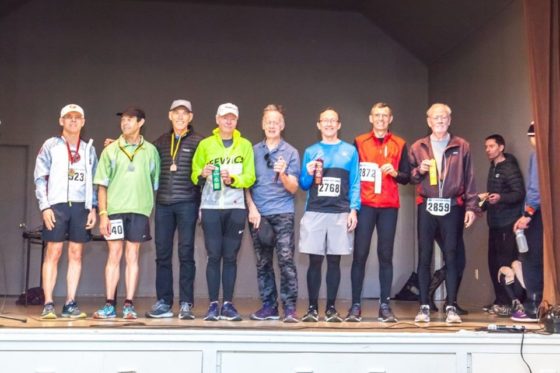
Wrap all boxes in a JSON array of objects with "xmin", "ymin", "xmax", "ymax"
[{"xmin": 0, "ymin": 297, "xmax": 545, "ymax": 334}]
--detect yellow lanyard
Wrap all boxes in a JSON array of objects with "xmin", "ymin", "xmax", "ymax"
[
  {"xmin": 170, "ymin": 131, "xmax": 187, "ymax": 164},
  {"xmin": 118, "ymin": 136, "xmax": 144, "ymax": 162}
]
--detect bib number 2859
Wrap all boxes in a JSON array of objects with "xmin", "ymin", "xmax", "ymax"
[{"xmin": 426, "ymin": 198, "xmax": 451, "ymax": 216}]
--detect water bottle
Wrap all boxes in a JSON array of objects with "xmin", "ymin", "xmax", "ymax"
[
  {"xmin": 314, "ymin": 158, "xmax": 324, "ymax": 185},
  {"xmin": 515, "ymin": 229, "xmax": 529, "ymax": 253},
  {"xmin": 212, "ymin": 164, "xmax": 221, "ymax": 191}
]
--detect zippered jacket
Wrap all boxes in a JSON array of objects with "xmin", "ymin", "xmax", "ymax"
[
  {"xmin": 484, "ymin": 153, "xmax": 525, "ymax": 228},
  {"xmin": 409, "ymin": 134, "xmax": 478, "ymax": 212},
  {"xmin": 34, "ymin": 136, "xmax": 98, "ymax": 211},
  {"xmin": 191, "ymin": 128, "xmax": 255, "ymax": 209},
  {"xmin": 354, "ymin": 131, "xmax": 410, "ymax": 208},
  {"xmin": 154, "ymin": 127, "xmax": 203, "ymax": 205}
]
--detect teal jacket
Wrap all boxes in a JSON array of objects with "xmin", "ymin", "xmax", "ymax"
[{"xmin": 191, "ymin": 128, "xmax": 255, "ymax": 209}]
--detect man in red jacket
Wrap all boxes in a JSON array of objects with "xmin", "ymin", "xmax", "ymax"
[{"xmin": 346, "ymin": 102, "xmax": 410, "ymax": 322}]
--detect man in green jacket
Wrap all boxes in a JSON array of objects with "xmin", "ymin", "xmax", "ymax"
[{"xmin": 191, "ymin": 103, "xmax": 255, "ymax": 321}]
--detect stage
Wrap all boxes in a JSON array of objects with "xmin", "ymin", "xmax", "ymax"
[{"xmin": 0, "ymin": 297, "xmax": 559, "ymax": 373}]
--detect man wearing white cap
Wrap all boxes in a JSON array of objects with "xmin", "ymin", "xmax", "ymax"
[
  {"xmin": 191, "ymin": 103, "xmax": 255, "ymax": 321},
  {"xmin": 34, "ymin": 104, "xmax": 98, "ymax": 319},
  {"xmin": 146, "ymin": 99, "xmax": 203, "ymax": 320}
]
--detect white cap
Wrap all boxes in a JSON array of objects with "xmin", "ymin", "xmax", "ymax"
[
  {"xmin": 170, "ymin": 99, "xmax": 192, "ymax": 112},
  {"xmin": 60, "ymin": 104, "xmax": 84, "ymax": 117},
  {"xmin": 216, "ymin": 103, "xmax": 239, "ymax": 118}
]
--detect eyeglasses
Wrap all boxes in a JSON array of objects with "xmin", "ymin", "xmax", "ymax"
[
  {"xmin": 264, "ymin": 153, "xmax": 274, "ymax": 168},
  {"xmin": 320, "ymin": 119, "xmax": 339, "ymax": 124}
]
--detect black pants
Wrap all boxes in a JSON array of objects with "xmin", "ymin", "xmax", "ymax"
[
  {"xmin": 488, "ymin": 223, "xmax": 518, "ymax": 305},
  {"xmin": 201, "ymin": 209, "xmax": 246, "ymax": 302},
  {"xmin": 417, "ymin": 204, "xmax": 463, "ymax": 305},
  {"xmin": 307, "ymin": 254, "xmax": 341, "ymax": 309},
  {"xmin": 154, "ymin": 201, "xmax": 198, "ymax": 306},
  {"xmin": 351, "ymin": 206, "xmax": 398, "ymax": 304}
]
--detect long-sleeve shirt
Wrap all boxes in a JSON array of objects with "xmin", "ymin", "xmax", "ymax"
[
  {"xmin": 525, "ymin": 151, "xmax": 540, "ymax": 211},
  {"xmin": 299, "ymin": 140, "xmax": 360, "ymax": 213}
]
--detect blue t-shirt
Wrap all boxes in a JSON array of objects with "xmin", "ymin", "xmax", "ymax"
[
  {"xmin": 300, "ymin": 140, "xmax": 360, "ymax": 213},
  {"xmin": 251, "ymin": 139, "xmax": 301, "ymax": 216}
]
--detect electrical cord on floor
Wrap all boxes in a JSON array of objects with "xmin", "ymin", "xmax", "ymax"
[{"xmin": 520, "ymin": 327, "xmax": 533, "ymax": 373}]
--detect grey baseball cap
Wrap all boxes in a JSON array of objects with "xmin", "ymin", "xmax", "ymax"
[{"xmin": 170, "ymin": 99, "xmax": 193, "ymax": 112}]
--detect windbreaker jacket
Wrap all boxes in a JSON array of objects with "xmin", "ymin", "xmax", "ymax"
[
  {"xmin": 409, "ymin": 134, "xmax": 478, "ymax": 212},
  {"xmin": 191, "ymin": 128, "xmax": 255, "ymax": 209},
  {"xmin": 354, "ymin": 131, "xmax": 409, "ymax": 208},
  {"xmin": 34, "ymin": 136, "xmax": 98, "ymax": 211},
  {"xmin": 154, "ymin": 127, "xmax": 203, "ymax": 205}
]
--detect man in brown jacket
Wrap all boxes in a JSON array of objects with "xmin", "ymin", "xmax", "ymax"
[{"xmin": 409, "ymin": 103, "xmax": 478, "ymax": 324}]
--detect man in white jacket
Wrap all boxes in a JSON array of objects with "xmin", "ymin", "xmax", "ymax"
[{"xmin": 34, "ymin": 104, "xmax": 98, "ymax": 319}]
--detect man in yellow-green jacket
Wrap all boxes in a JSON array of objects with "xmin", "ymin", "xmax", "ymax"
[{"xmin": 191, "ymin": 102, "xmax": 255, "ymax": 321}]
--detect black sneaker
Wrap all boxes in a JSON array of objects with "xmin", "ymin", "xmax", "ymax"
[
  {"xmin": 345, "ymin": 303, "xmax": 362, "ymax": 322},
  {"xmin": 324, "ymin": 306, "xmax": 343, "ymax": 322},
  {"xmin": 61, "ymin": 300, "xmax": 86, "ymax": 319},
  {"xmin": 378, "ymin": 303, "xmax": 398, "ymax": 322},
  {"xmin": 302, "ymin": 305, "xmax": 319, "ymax": 322},
  {"xmin": 220, "ymin": 302, "xmax": 242, "ymax": 321}
]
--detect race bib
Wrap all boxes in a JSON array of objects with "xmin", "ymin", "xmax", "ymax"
[
  {"xmin": 317, "ymin": 177, "xmax": 341, "ymax": 197},
  {"xmin": 68, "ymin": 168, "xmax": 86, "ymax": 183},
  {"xmin": 222, "ymin": 163, "xmax": 243, "ymax": 175},
  {"xmin": 359, "ymin": 162, "xmax": 382, "ymax": 194},
  {"xmin": 426, "ymin": 198, "xmax": 451, "ymax": 216},
  {"xmin": 105, "ymin": 219, "xmax": 124, "ymax": 240}
]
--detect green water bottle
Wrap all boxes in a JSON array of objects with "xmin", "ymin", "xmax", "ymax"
[{"xmin": 212, "ymin": 164, "xmax": 221, "ymax": 191}]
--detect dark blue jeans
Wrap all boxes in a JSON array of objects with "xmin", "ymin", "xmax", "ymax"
[
  {"xmin": 351, "ymin": 206, "xmax": 398, "ymax": 304},
  {"xmin": 154, "ymin": 201, "xmax": 198, "ymax": 306}
]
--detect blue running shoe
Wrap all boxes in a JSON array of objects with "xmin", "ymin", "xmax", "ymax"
[
  {"xmin": 61, "ymin": 300, "xmax": 86, "ymax": 319},
  {"xmin": 283, "ymin": 307, "xmax": 299, "ymax": 323},
  {"xmin": 122, "ymin": 304, "xmax": 138, "ymax": 319},
  {"xmin": 220, "ymin": 302, "xmax": 242, "ymax": 321},
  {"xmin": 93, "ymin": 303, "xmax": 117, "ymax": 319},
  {"xmin": 204, "ymin": 301, "xmax": 220, "ymax": 321},
  {"xmin": 146, "ymin": 299, "xmax": 173, "ymax": 318},
  {"xmin": 250, "ymin": 304, "xmax": 280, "ymax": 321}
]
